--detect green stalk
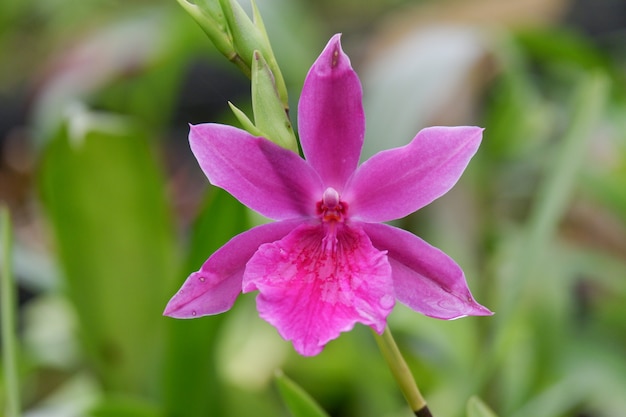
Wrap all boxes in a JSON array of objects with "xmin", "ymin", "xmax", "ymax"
[
  {"xmin": 1, "ymin": 206, "xmax": 21, "ymax": 417},
  {"xmin": 373, "ymin": 326, "xmax": 433, "ymax": 417}
]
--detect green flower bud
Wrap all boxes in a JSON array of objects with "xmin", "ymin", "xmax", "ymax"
[
  {"xmin": 175, "ymin": 0, "xmax": 249, "ymax": 76},
  {"xmin": 219, "ymin": 0, "xmax": 288, "ymax": 109},
  {"xmin": 251, "ymin": 51, "xmax": 297, "ymax": 152},
  {"xmin": 250, "ymin": 0, "xmax": 288, "ymax": 108}
]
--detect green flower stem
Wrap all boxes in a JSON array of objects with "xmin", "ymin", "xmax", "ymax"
[
  {"xmin": 373, "ymin": 326, "xmax": 432, "ymax": 417},
  {"xmin": 1, "ymin": 206, "xmax": 21, "ymax": 417}
]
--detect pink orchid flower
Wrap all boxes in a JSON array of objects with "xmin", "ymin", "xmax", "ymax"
[{"xmin": 164, "ymin": 34, "xmax": 492, "ymax": 356}]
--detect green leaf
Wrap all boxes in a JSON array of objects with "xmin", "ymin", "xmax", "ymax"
[
  {"xmin": 275, "ymin": 370, "xmax": 330, "ymax": 417},
  {"xmin": 1, "ymin": 207, "xmax": 21, "ymax": 417},
  {"xmin": 163, "ymin": 188, "xmax": 249, "ymax": 417},
  {"xmin": 39, "ymin": 109, "xmax": 178, "ymax": 398},
  {"xmin": 481, "ymin": 35, "xmax": 550, "ymax": 159},
  {"xmin": 494, "ymin": 72, "xmax": 608, "ymax": 324},
  {"xmin": 516, "ymin": 28, "xmax": 610, "ymax": 72},
  {"xmin": 89, "ymin": 395, "xmax": 163, "ymax": 417},
  {"xmin": 467, "ymin": 396, "xmax": 499, "ymax": 417}
]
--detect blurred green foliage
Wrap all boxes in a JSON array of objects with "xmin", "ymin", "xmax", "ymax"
[{"xmin": 2, "ymin": 1, "xmax": 626, "ymax": 417}]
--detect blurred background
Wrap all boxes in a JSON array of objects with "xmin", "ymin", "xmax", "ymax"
[{"xmin": 1, "ymin": 0, "xmax": 626, "ymax": 416}]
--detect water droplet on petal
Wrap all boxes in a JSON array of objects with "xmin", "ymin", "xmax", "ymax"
[
  {"xmin": 199, "ymin": 276, "xmax": 206, "ymax": 283},
  {"xmin": 191, "ymin": 310, "xmax": 197, "ymax": 316},
  {"xmin": 380, "ymin": 294, "xmax": 395, "ymax": 310}
]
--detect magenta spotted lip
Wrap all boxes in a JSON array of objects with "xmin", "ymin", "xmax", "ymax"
[{"xmin": 164, "ymin": 34, "xmax": 492, "ymax": 356}]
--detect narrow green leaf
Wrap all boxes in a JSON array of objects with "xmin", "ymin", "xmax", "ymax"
[
  {"xmin": 495, "ymin": 72, "xmax": 609, "ymax": 323},
  {"xmin": 467, "ymin": 396, "xmax": 499, "ymax": 417},
  {"xmin": 1, "ymin": 207, "xmax": 21, "ymax": 417},
  {"xmin": 39, "ymin": 110, "xmax": 178, "ymax": 398},
  {"xmin": 275, "ymin": 370, "xmax": 330, "ymax": 417},
  {"xmin": 89, "ymin": 395, "xmax": 162, "ymax": 417},
  {"xmin": 163, "ymin": 188, "xmax": 249, "ymax": 417}
]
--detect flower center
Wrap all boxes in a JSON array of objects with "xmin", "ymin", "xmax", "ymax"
[{"xmin": 316, "ymin": 187, "xmax": 347, "ymax": 223}]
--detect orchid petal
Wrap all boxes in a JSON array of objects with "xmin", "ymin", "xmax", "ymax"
[
  {"xmin": 190, "ymin": 123, "xmax": 323, "ymax": 220},
  {"xmin": 243, "ymin": 223, "xmax": 394, "ymax": 356},
  {"xmin": 298, "ymin": 34, "xmax": 365, "ymax": 191},
  {"xmin": 361, "ymin": 222, "xmax": 492, "ymax": 319},
  {"xmin": 345, "ymin": 126, "xmax": 483, "ymax": 222},
  {"xmin": 164, "ymin": 219, "xmax": 303, "ymax": 318}
]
